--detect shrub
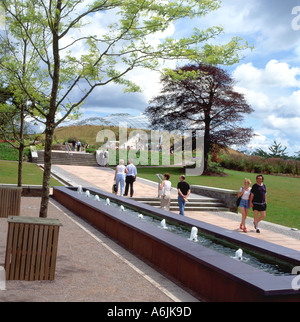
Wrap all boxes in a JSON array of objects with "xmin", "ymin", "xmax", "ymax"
[{"xmin": 217, "ymin": 153, "xmax": 300, "ymax": 176}]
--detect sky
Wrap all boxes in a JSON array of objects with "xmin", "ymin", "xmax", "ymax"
[
  {"xmin": 74, "ymin": 0, "xmax": 300, "ymax": 155},
  {"xmin": 3, "ymin": 0, "xmax": 300, "ymax": 155}
]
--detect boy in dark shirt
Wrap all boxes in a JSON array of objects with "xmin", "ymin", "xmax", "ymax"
[{"xmin": 177, "ymin": 175, "xmax": 190, "ymax": 216}]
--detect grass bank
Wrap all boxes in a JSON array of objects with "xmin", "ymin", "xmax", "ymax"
[
  {"xmin": 0, "ymin": 160, "xmax": 63, "ymax": 187},
  {"xmin": 136, "ymin": 167, "xmax": 300, "ymax": 229}
]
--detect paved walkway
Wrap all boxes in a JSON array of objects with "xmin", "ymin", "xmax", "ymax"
[
  {"xmin": 1, "ymin": 164, "xmax": 299, "ymax": 302},
  {"xmin": 0, "ymin": 197, "xmax": 198, "ymax": 302},
  {"xmin": 52, "ymin": 165, "xmax": 300, "ymax": 251}
]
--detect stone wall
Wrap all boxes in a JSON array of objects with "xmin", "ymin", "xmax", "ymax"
[{"xmin": 191, "ymin": 185, "xmax": 239, "ymax": 212}]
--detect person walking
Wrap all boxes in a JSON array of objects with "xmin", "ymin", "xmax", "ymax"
[
  {"xmin": 114, "ymin": 159, "xmax": 128, "ymax": 196},
  {"xmin": 124, "ymin": 159, "xmax": 137, "ymax": 197},
  {"xmin": 72, "ymin": 138, "xmax": 76, "ymax": 151},
  {"xmin": 249, "ymin": 174, "xmax": 267, "ymax": 233},
  {"xmin": 160, "ymin": 173, "xmax": 172, "ymax": 211},
  {"xmin": 237, "ymin": 178, "xmax": 252, "ymax": 233},
  {"xmin": 177, "ymin": 175, "xmax": 190, "ymax": 216},
  {"xmin": 77, "ymin": 139, "xmax": 81, "ymax": 152}
]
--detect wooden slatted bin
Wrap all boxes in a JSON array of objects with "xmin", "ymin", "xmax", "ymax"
[
  {"xmin": 0, "ymin": 186, "xmax": 22, "ymax": 218},
  {"xmin": 5, "ymin": 216, "xmax": 62, "ymax": 281}
]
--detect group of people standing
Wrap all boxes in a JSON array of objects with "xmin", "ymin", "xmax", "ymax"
[
  {"xmin": 114, "ymin": 159, "xmax": 137, "ymax": 197},
  {"xmin": 71, "ymin": 138, "xmax": 89, "ymax": 152},
  {"xmin": 114, "ymin": 161, "xmax": 191, "ymax": 216},
  {"xmin": 238, "ymin": 174, "xmax": 267, "ymax": 233},
  {"xmin": 159, "ymin": 173, "xmax": 190, "ymax": 216}
]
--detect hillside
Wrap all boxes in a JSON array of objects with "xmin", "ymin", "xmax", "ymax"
[
  {"xmin": 54, "ymin": 125, "xmax": 118, "ymax": 145},
  {"xmin": 54, "ymin": 125, "xmax": 151, "ymax": 146}
]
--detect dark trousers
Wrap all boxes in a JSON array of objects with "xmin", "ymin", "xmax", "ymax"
[{"xmin": 124, "ymin": 176, "xmax": 135, "ymax": 197}]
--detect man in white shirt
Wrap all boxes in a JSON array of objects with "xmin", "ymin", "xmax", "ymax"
[{"xmin": 124, "ymin": 159, "xmax": 137, "ymax": 197}]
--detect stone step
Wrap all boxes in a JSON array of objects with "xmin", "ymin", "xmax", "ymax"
[
  {"xmin": 138, "ymin": 201, "xmax": 226, "ymax": 207},
  {"xmin": 36, "ymin": 150, "xmax": 98, "ymax": 166},
  {"xmin": 132, "ymin": 197, "xmax": 220, "ymax": 202},
  {"xmin": 131, "ymin": 197, "xmax": 229, "ymax": 212},
  {"xmin": 154, "ymin": 206, "xmax": 230, "ymax": 212}
]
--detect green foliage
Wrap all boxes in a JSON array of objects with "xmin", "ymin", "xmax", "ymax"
[
  {"xmin": 252, "ymin": 141, "xmax": 289, "ymax": 159},
  {"xmin": 0, "ymin": 142, "xmax": 31, "ymax": 161},
  {"xmin": 268, "ymin": 140, "xmax": 288, "ymax": 159},
  {"xmin": 0, "ymin": 142, "xmax": 19, "ymax": 160},
  {"xmin": 0, "ymin": 160, "xmax": 63, "ymax": 186},
  {"xmin": 219, "ymin": 153, "xmax": 300, "ymax": 176}
]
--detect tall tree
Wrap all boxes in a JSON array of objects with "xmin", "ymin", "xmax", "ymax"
[
  {"xmin": 252, "ymin": 148, "xmax": 269, "ymax": 159},
  {"xmin": 0, "ymin": 0, "xmax": 249, "ymax": 217},
  {"xmin": 0, "ymin": 11, "xmax": 44, "ymax": 186},
  {"xmin": 0, "ymin": 86, "xmax": 26, "ymax": 186},
  {"xmin": 268, "ymin": 140, "xmax": 288, "ymax": 159},
  {"xmin": 145, "ymin": 63, "xmax": 254, "ymax": 171}
]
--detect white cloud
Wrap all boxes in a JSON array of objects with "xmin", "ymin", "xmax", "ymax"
[
  {"xmin": 265, "ymin": 115, "xmax": 300, "ymax": 134},
  {"xmin": 232, "ymin": 59, "xmax": 300, "ymax": 153},
  {"xmin": 233, "ymin": 60, "xmax": 300, "ymax": 90},
  {"xmin": 247, "ymin": 132, "xmax": 272, "ymax": 152},
  {"xmin": 215, "ymin": 0, "xmax": 299, "ymax": 53},
  {"xmin": 233, "ymin": 60, "xmax": 300, "ymax": 117}
]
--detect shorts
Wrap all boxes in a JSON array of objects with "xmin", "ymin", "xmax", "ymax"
[
  {"xmin": 253, "ymin": 203, "xmax": 267, "ymax": 212},
  {"xmin": 239, "ymin": 199, "xmax": 250, "ymax": 209}
]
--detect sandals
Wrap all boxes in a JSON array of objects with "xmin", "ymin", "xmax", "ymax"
[{"xmin": 239, "ymin": 224, "xmax": 247, "ymax": 233}]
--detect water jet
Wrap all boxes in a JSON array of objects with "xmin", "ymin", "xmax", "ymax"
[{"xmin": 53, "ymin": 186, "xmax": 300, "ymax": 302}]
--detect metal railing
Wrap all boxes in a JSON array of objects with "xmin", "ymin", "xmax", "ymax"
[
  {"xmin": 156, "ymin": 173, "xmax": 164, "ymax": 198},
  {"xmin": 65, "ymin": 142, "xmax": 73, "ymax": 164}
]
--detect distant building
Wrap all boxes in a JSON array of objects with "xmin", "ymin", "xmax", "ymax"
[{"xmin": 74, "ymin": 113, "xmax": 151, "ymax": 130}]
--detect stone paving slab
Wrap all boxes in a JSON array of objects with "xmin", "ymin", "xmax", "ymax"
[{"xmin": 0, "ymin": 197, "xmax": 198, "ymax": 302}]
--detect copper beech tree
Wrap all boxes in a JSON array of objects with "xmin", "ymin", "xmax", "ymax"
[{"xmin": 145, "ymin": 63, "xmax": 254, "ymax": 172}]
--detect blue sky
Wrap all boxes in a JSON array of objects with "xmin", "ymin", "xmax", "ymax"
[{"xmin": 68, "ymin": 1, "xmax": 300, "ymax": 155}]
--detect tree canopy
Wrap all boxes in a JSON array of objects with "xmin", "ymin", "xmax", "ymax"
[
  {"xmin": 0, "ymin": 0, "xmax": 250, "ymax": 217},
  {"xmin": 145, "ymin": 63, "xmax": 254, "ymax": 170}
]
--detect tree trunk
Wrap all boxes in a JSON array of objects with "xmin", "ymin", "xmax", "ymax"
[
  {"xmin": 39, "ymin": 2, "xmax": 61, "ymax": 218},
  {"xmin": 17, "ymin": 144, "xmax": 24, "ymax": 187},
  {"xmin": 203, "ymin": 137, "xmax": 209, "ymax": 172},
  {"xmin": 203, "ymin": 118, "xmax": 211, "ymax": 172},
  {"xmin": 17, "ymin": 103, "xmax": 25, "ymax": 187},
  {"xmin": 39, "ymin": 125, "xmax": 54, "ymax": 218}
]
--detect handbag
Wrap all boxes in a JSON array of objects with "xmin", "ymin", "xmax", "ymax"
[
  {"xmin": 236, "ymin": 187, "xmax": 247, "ymax": 207},
  {"xmin": 112, "ymin": 181, "xmax": 117, "ymax": 194},
  {"xmin": 236, "ymin": 196, "xmax": 241, "ymax": 207}
]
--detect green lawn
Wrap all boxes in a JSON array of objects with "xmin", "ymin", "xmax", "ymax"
[
  {"xmin": 0, "ymin": 160, "xmax": 63, "ymax": 187},
  {"xmin": 136, "ymin": 167, "xmax": 300, "ymax": 229}
]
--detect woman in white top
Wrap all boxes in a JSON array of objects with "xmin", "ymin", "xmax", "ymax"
[
  {"xmin": 114, "ymin": 159, "xmax": 128, "ymax": 196},
  {"xmin": 238, "ymin": 178, "xmax": 252, "ymax": 233},
  {"xmin": 160, "ymin": 173, "xmax": 172, "ymax": 211}
]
